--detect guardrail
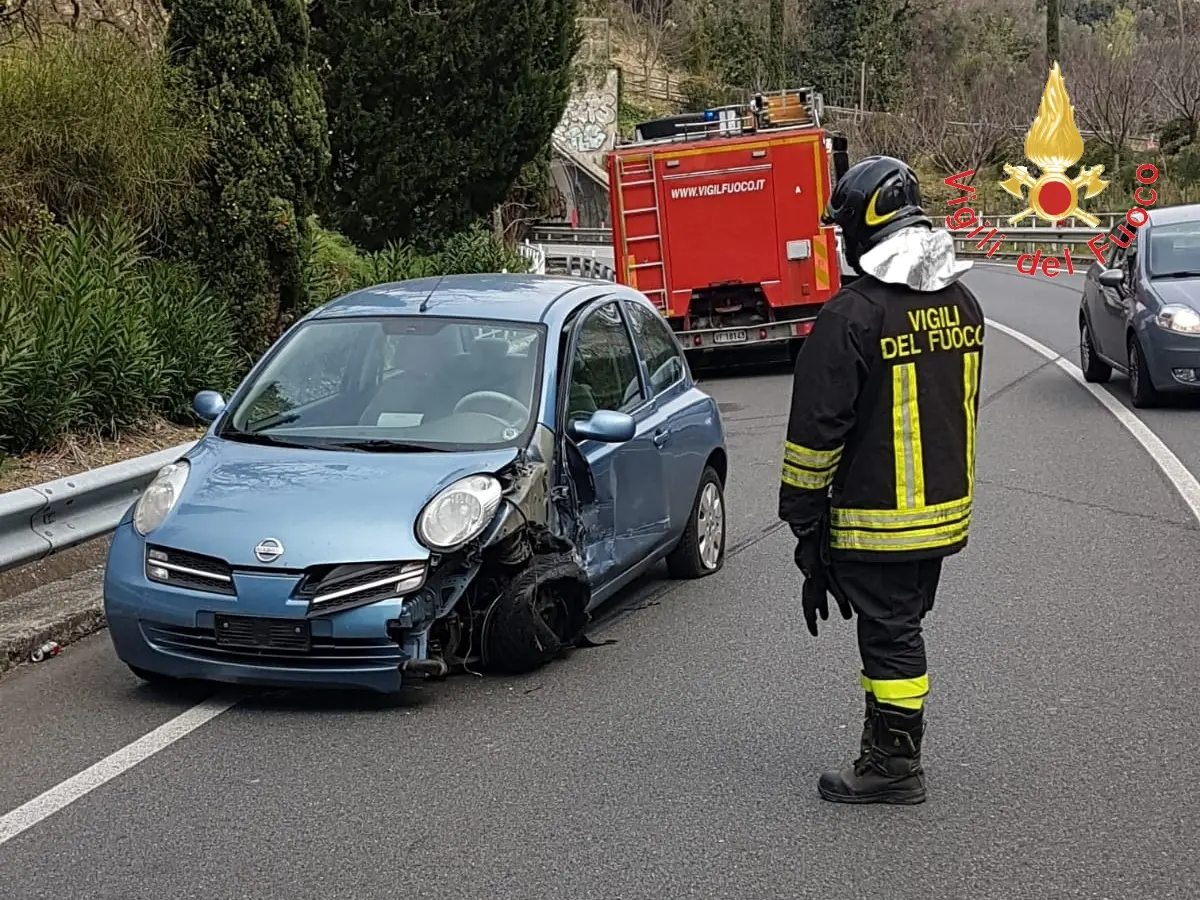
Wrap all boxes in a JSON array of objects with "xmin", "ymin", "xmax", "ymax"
[
  {"xmin": 533, "ymin": 225, "xmax": 1109, "ymax": 263},
  {"xmin": 0, "ymin": 442, "xmax": 195, "ymax": 574},
  {"xmin": 516, "ymin": 239, "xmax": 546, "ymax": 274}
]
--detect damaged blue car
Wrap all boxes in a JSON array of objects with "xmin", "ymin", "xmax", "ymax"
[{"xmin": 102, "ymin": 274, "xmax": 728, "ymax": 693}]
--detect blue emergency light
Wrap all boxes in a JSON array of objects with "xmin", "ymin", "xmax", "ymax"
[{"xmin": 704, "ymin": 109, "xmax": 716, "ymax": 121}]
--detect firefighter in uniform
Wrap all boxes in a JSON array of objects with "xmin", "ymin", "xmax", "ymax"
[{"xmin": 778, "ymin": 155, "xmax": 984, "ymax": 805}]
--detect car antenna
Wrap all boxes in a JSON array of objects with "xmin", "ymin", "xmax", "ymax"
[{"xmin": 418, "ymin": 275, "xmax": 447, "ymax": 313}]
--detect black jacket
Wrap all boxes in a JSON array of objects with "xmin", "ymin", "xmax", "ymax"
[{"xmin": 778, "ymin": 274, "xmax": 985, "ymax": 563}]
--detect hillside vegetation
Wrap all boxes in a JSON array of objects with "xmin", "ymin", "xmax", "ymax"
[
  {"xmin": 600, "ymin": 0, "xmax": 1200, "ymax": 209},
  {"xmin": 0, "ymin": 1, "xmax": 579, "ymax": 471}
]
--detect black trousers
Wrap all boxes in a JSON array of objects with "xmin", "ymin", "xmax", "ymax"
[{"xmin": 827, "ymin": 557, "xmax": 943, "ymax": 706}]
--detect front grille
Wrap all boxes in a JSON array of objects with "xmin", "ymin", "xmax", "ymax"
[
  {"xmin": 142, "ymin": 621, "xmax": 404, "ymax": 669},
  {"xmin": 146, "ymin": 545, "xmax": 234, "ymax": 595},
  {"xmin": 295, "ymin": 561, "xmax": 426, "ymax": 614}
]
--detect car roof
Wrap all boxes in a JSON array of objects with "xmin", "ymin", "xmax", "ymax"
[
  {"xmin": 309, "ymin": 273, "xmax": 616, "ymax": 325},
  {"xmin": 1147, "ymin": 204, "xmax": 1200, "ymax": 228}
]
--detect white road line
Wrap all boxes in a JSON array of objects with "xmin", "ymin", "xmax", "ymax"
[
  {"xmin": 0, "ymin": 692, "xmax": 240, "ymax": 848},
  {"xmin": 986, "ymin": 317, "xmax": 1200, "ymax": 526}
]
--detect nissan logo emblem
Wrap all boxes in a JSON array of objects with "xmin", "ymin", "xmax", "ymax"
[{"xmin": 254, "ymin": 538, "xmax": 284, "ymax": 563}]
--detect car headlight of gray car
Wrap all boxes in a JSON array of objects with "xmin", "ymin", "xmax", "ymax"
[
  {"xmin": 416, "ymin": 474, "xmax": 503, "ymax": 551},
  {"xmin": 1156, "ymin": 304, "xmax": 1200, "ymax": 335},
  {"xmin": 133, "ymin": 461, "xmax": 191, "ymax": 535}
]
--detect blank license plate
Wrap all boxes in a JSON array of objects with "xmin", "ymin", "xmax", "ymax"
[
  {"xmin": 214, "ymin": 614, "xmax": 312, "ymax": 651},
  {"xmin": 713, "ymin": 330, "xmax": 748, "ymax": 344}
]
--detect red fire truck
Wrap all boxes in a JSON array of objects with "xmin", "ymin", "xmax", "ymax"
[{"xmin": 604, "ymin": 88, "xmax": 851, "ymax": 360}]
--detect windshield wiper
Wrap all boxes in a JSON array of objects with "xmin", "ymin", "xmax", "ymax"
[
  {"xmin": 1153, "ymin": 270, "xmax": 1200, "ymax": 279},
  {"xmin": 221, "ymin": 430, "xmax": 328, "ymax": 450},
  {"xmin": 329, "ymin": 439, "xmax": 447, "ymax": 453}
]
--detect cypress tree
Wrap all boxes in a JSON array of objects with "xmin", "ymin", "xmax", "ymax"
[
  {"xmin": 312, "ymin": 0, "xmax": 581, "ymax": 251},
  {"xmin": 163, "ymin": 0, "xmax": 330, "ymax": 354}
]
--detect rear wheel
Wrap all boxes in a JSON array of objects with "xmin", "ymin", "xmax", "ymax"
[
  {"xmin": 1128, "ymin": 334, "xmax": 1160, "ymax": 408},
  {"xmin": 1080, "ymin": 317, "xmax": 1112, "ymax": 383},
  {"xmin": 666, "ymin": 465, "xmax": 726, "ymax": 579}
]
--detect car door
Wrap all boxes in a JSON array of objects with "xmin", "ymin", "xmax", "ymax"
[
  {"xmin": 622, "ymin": 298, "xmax": 702, "ymax": 541},
  {"xmin": 1095, "ymin": 237, "xmax": 1130, "ymax": 362},
  {"xmin": 562, "ymin": 300, "xmax": 669, "ymax": 587}
]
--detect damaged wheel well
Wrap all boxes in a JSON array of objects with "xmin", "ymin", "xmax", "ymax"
[{"xmin": 705, "ymin": 448, "xmax": 727, "ymax": 486}]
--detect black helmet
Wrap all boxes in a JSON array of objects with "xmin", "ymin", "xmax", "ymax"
[{"xmin": 823, "ymin": 155, "xmax": 930, "ymax": 271}]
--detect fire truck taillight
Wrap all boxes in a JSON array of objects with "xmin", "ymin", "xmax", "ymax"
[
  {"xmin": 793, "ymin": 321, "xmax": 814, "ymax": 337},
  {"xmin": 693, "ymin": 335, "xmax": 703, "ymax": 347},
  {"xmin": 759, "ymin": 329, "xmax": 768, "ymax": 340}
]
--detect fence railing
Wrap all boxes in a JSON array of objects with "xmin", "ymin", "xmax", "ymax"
[{"xmin": 516, "ymin": 239, "xmax": 546, "ymax": 274}]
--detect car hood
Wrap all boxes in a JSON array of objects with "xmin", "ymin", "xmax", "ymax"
[
  {"xmin": 1151, "ymin": 277, "xmax": 1200, "ymax": 306},
  {"xmin": 143, "ymin": 436, "xmax": 523, "ymax": 567}
]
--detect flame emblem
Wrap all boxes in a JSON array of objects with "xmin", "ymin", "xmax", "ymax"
[{"xmin": 998, "ymin": 63, "xmax": 1108, "ymax": 228}]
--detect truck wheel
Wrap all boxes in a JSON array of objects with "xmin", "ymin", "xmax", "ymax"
[
  {"xmin": 665, "ymin": 465, "xmax": 726, "ymax": 579},
  {"xmin": 788, "ymin": 339, "xmax": 803, "ymax": 366}
]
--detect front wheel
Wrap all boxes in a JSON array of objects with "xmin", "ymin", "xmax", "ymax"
[
  {"xmin": 1080, "ymin": 317, "xmax": 1112, "ymax": 383},
  {"xmin": 666, "ymin": 465, "xmax": 726, "ymax": 578},
  {"xmin": 1128, "ymin": 335, "xmax": 1160, "ymax": 408}
]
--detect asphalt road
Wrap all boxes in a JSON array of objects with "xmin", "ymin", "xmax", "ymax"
[{"xmin": 2, "ymin": 262, "xmax": 1199, "ymax": 899}]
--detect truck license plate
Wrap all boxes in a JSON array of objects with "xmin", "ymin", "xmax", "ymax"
[{"xmin": 713, "ymin": 330, "xmax": 748, "ymax": 345}]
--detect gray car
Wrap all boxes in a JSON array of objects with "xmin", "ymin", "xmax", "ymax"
[{"xmin": 1079, "ymin": 203, "xmax": 1200, "ymax": 407}]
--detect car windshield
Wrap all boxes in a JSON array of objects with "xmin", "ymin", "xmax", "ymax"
[
  {"xmin": 1148, "ymin": 221, "xmax": 1200, "ymax": 278},
  {"xmin": 218, "ymin": 316, "xmax": 544, "ymax": 452}
]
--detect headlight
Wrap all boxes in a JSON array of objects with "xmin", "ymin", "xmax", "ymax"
[
  {"xmin": 132, "ymin": 462, "xmax": 190, "ymax": 536},
  {"xmin": 416, "ymin": 474, "xmax": 502, "ymax": 551},
  {"xmin": 1155, "ymin": 304, "xmax": 1200, "ymax": 335}
]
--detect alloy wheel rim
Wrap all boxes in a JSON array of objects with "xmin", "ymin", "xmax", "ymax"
[{"xmin": 697, "ymin": 482, "xmax": 724, "ymax": 569}]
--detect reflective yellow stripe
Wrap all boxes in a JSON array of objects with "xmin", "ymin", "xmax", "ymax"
[
  {"xmin": 831, "ymin": 496, "xmax": 970, "ymax": 530},
  {"xmin": 963, "ymin": 350, "xmax": 981, "ymax": 494},
  {"xmin": 781, "ymin": 462, "xmax": 835, "ymax": 490},
  {"xmin": 781, "ymin": 441, "xmax": 841, "ymax": 491},
  {"xmin": 813, "ymin": 233, "xmax": 830, "ymax": 291},
  {"xmin": 830, "ymin": 516, "xmax": 970, "ymax": 552},
  {"xmin": 784, "ymin": 441, "xmax": 842, "ymax": 469},
  {"xmin": 861, "ymin": 673, "xmax": 873, "ymax": 694},
  {"xmin": 871, "ymin": 675, "xmax": 929, "ymax": 710},
  {"xmin": 891, "ymin": 363, "xmax": 925, "ymax": 509}
]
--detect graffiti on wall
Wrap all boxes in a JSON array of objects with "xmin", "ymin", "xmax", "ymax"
[{"xmin": 553, "ymin": 68, "xmax": 619, "ymax": 162}]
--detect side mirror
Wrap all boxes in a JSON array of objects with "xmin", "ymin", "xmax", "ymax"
[
  {"xmin": 192, "ymin": 390, "xmax": 227, "ymax": 422},
  {"xmin": 566, "ymin": 409, "xmax": 636, "ymax": 444},
  {"xmin": 1098, "ymin": 268, "xmax": 1124, "ymax": 288}
]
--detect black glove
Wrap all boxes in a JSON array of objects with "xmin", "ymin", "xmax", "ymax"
[
  {"xmin": 792, "ymin": 519, "xmax": 853, "ymax": 636},
  {"xmin": 801, "ymin": 571, "xmax": 831, "ymax": 637}
]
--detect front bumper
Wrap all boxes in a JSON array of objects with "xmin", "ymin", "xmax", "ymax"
[
  {"xmin": 103, "ymin": 523, "xmax": 416, "ymax": 693},
  {"xmin": 1139, "ymin": 326, "xmax": 1200, "ymax": 392}
]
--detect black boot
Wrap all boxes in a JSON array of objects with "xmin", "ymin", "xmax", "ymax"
[
  {"xmin": 859, "ymin": 691, "xmax": 876, "ymax": 757},
  {"xmin": 818, "ymin": 702, "xmax": 926, "ymax": 805}
]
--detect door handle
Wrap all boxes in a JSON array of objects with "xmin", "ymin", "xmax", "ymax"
[{"xmin": 653, "ymin": 428, "xmax": 670, "ymax": 448}]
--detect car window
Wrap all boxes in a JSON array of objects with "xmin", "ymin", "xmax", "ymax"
[
  {"xmin": 1106, "ymin": 239, "xmax": 1126, "ymax": 270},
  {"xmin": 223, "ymin": 316, "xmax": 544, "ymax": 450},
  {"xmin": 1148, "ymin": 220, "xmax": 1200, "ymax": 277},
  {"xmin": 567, "ymin": 301, "xmax": 644, "ymax": 420},
  {"xmin": 626, "ymin": 300, "xmax": 686, "ymax": 397},
  {"xmin": 234, "ymin": 319, "xmax": 369, "ymax": 427}
]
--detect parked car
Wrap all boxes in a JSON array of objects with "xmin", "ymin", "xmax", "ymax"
[
  {"xmin": 1079, "ymin": 203, "xmax": 1200, "ymax": 407},
  {"xmin": 103, "ymin": 274, "xmax": 728, "ymax": 694}
]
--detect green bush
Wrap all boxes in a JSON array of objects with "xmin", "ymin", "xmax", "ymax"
[
  {"xmin": 297, "ymin": 220, "xmax": 531, "ymax": 315},
  {"xmin": 0, "ymin": 32, "xmax": 207, "ymax": 235},
  {"xmin": 0, "ymin": 218, "xmax": 239, "ymax": 456},
  {"xmin": 163, "ymin": 0, "xmax": 330, "ymax": 357}
]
